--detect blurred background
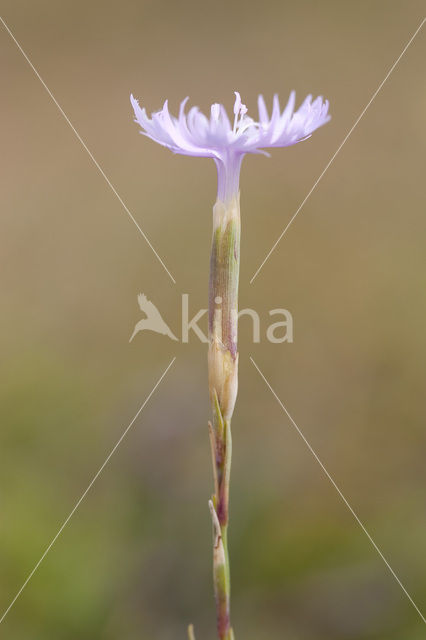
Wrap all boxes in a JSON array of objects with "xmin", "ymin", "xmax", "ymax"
[{"xmin": 1, "ymin": 1, "xmax": 426, "ymax": 638}]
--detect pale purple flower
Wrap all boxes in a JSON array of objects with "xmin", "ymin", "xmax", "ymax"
[{"xmin": 130, "ymin": 91, "xmax": 330, "ymax": 202}]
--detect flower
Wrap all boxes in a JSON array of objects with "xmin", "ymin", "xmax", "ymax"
[
  {"xmin": 130, "ymin": 91, "xmax": 331, "ymax": 639},
  {"xmin": 130, "ymin": 91, "xmax": 330, "ymax": 201}
]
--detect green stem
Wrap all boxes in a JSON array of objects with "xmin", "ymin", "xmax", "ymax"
[{"xmin": 208, "ymin": 195, "xmax": 240, "ymax": 640}]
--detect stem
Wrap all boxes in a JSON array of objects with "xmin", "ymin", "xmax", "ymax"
[{"xmin": 208, "ymin": 193, "xmax": 240, "ymax": 640}]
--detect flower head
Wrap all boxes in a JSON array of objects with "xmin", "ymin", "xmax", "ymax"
[{"xmin": 131, "ymin": 91, "xmax": 330, "ymax": 201}]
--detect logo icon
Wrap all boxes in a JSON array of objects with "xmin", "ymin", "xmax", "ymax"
[{"xmin": 129, "ymin": 293, "xmax": 178, "ymax": 342}]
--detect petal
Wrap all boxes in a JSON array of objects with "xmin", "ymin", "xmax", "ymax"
[{"xmin": 257, "ymin": 94, "xmax": 269, "ymax": 124}]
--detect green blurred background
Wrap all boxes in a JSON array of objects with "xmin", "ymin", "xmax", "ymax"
[{"xmin": 1, "ymin": 1, "xmax": 426, "ymax": 638}]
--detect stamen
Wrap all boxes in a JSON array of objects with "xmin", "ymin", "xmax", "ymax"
[
  {"xmin": 233, "ymin": 91, "xmax": 248, "ymax": 133},
  {"xmin": 233, "ymin": 91, "xmax": 242, "ymax": 116}
]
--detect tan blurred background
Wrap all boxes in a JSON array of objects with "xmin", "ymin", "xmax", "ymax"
[{"xmin": 1, "ymin": 1, "xmax": 426, "ymax": 638}]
